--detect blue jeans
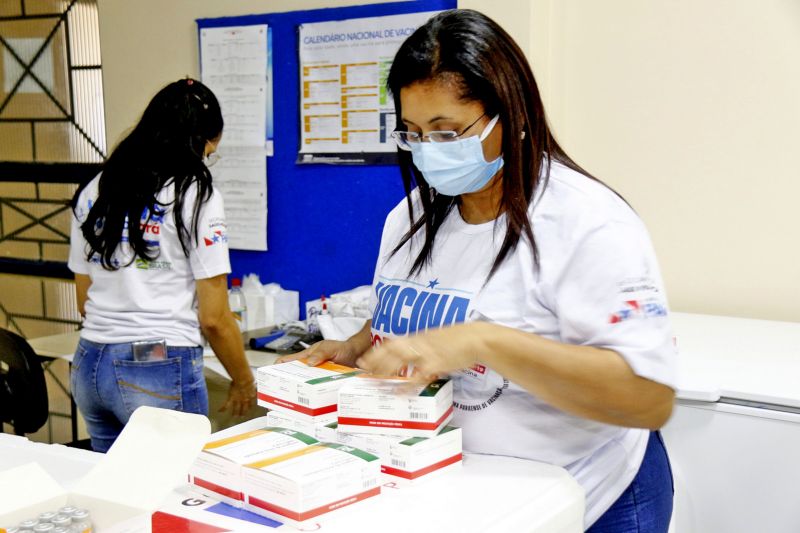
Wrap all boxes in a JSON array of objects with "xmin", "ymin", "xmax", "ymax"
[
  {"xmin": 588, "ymin": 431, "xmax": 674, "ymax": 532},
  {"xmin": 70, "ymin": 338, "xmax": 208, "ymax": 453}
]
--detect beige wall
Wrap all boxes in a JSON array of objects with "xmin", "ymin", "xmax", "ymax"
[
  {"xmin": 99, "ymin": 0, "xmax": 800, "ymax": 322},
  {"xmin": 463, "ymin": 0, "xmax": 800, "ymax": 323},
  {"xmin": 97, "ymin": 0, "xmax": 403, "ymax": 147}
]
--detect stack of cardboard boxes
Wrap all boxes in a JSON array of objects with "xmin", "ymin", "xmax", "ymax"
[{"xmin": 190, "ymin": 360, "xmax": 463, "ymax": 526}]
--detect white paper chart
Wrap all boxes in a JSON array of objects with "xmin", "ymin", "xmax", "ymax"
[
  {"xmin": 298, "ymin": 11, "xmax": 440, "ymax": 164},
  {"xmin": 200, "ymin": 24, "xmax": 271, "ymax": 251}
]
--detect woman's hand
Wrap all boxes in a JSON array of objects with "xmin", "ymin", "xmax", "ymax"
[
  {"xmin": 357, "ymin": 323, "xmax": 482, "ymax": 380},
  {"xmin": 276, "ymin": 339, "xmax": 360, "ymax": 367},
  {"xmin": 220, "ymin": 378, "xmax": 257, "ymax": 417},
  {"xmin": 275, "ymin": 320, "xmax": 374, "ymax": 368}
]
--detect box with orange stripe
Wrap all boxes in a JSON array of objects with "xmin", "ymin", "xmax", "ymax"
[
  {"xmin": 337, "ymin": 378, "xmax": 454, "ymax": 438},
  {"xmin": 189, "ymin": 418, "xmax": 317, "ymax": 508},
  {"xmin": 242, "ymin": 442, "xmax": 381, "ymax": 527},
  {"xmin": 256, "ymin": 360, "xmax": 363, "ymax": 423}
]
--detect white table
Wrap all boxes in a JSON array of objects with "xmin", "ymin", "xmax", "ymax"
[
  {"xmin": 0, "ymin": 434, "xmax": 584, "ymax": 533},
  {"xmin": 27, "ymin": 330, "xmax": 279, "ymax": 373}
]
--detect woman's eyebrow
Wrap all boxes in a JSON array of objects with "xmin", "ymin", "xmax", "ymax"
[
  {"xmin": 427, "ymin": 115, "xmax": 453, "ymax": 124},
  {"xmin": 401, "ymin": 115, "xmax": 456, "ymax": 127}
]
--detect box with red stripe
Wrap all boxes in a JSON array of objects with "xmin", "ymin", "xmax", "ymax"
[
  {"xmin": 189, "ymin": 418, "xmax": 318, "ymax": 508},
  {"xmin": 266, "ymin": 408, "xmax": 337, "ymax": 436},
  {"xmin": 337, "ymin": 378, "xmax": 454, "ymax": 438},
  {"xmin": 317, "ymin": 422, "xmax": 463, "ymax": 484},
  {"xmin": 242, "ymin": 442, "xmax": 381, "ymax": 527},
  {"xmin": 256, "ymin": 360, "xmax": 362, "ymax": 421}
]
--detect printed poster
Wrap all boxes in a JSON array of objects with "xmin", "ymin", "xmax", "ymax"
[
  {"xmin": 298, "ymin": 11, "xmax": 440, "ymax": 164},
  {"xmin": 199, "ymin": 24, "xmax": 271, "ymax": 250}
]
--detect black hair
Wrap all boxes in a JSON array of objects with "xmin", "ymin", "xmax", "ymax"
[
  {"xmin": 387, "ymin": 9, "xmax": 599, "ymax": 279},
  {"xmin": 71, "ymin": 78, "xmax": 223, "ymax": 270}
]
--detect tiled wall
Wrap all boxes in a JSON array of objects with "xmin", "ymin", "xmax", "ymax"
[{"xmin": 0, "ymin": 179, "xmax": 83, "ymax": 443}]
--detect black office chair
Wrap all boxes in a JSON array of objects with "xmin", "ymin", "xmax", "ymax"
[{"xmin": 0, "ymin": 328, "xmax": 48, "ymax": 436}]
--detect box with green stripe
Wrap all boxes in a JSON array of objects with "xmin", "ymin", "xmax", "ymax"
[
  {"xmin": 337, "ymin": 378, "xmax": 454, "ymax": 438},
  {"xmin": 189, "ymin": 417, "xmax": 319, "ymax": 508},
  {"xmin": 316, "ymin": 422, "xmax": 463, "ymax": 484},
  {"xmin": 256, "ymin": 360, "xmax": 363, "ymax": 422},
  {"xmin": 242, "ymin": 440, "xmax": 381, "ymax": 527}
]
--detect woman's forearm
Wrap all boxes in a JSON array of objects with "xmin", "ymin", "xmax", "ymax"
[{"xmin": 475, "ymin": 322, "xmax": 675, "ymax": 429}]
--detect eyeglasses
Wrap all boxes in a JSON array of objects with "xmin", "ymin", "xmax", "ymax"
[{"xmin": 390, "ymin": 114, "xmax": 499, "ymax": 151}]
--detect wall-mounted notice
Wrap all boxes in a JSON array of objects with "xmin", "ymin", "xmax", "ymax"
[
  {"xmin": 200, "ymin": 24, "xmax": 270, "ymax": 251},
  {"xmin": 298, "ymin": 11, "xmax": 440, "ymax": 165}
]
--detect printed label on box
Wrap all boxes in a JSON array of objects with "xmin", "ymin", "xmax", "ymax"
[{"xmin": 337, "ymin": 378, "xmax": 453, "ymax": 437}]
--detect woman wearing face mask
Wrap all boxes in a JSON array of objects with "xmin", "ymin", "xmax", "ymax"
[
  {"xmin": 286, "ymin": 10, "xmax": 675, "ymax": 532},
  {"xmin": 68, "ymin": 78, "xmax": 256, "ymax": 452}
]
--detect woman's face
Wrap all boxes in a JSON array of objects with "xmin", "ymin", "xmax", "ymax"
[
  {"xmin": 204, "ymin": 133, "xmax": 222, "ymax": 157},
  {"xmin": 398, "ymin": 78, "xmax": 503, "ymax": 164}
]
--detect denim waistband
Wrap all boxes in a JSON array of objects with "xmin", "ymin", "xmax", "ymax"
[{"xmin": 78, "ymin": 338, "xmax": 201, "ymax": 354}]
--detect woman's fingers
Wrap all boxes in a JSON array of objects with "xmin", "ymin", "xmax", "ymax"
[
  {"xmin": 359, "ymin": 340, "xmax": 417, "ymax": 377},
  {"xmin": 274, "ymin": 341, "xmax": 321, "ymax": 364}
]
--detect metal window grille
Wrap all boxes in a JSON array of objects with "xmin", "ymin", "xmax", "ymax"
[
  {"xmin": 0, "ymin": 0, "xmax": 106, "ymax": 444},
  {"xmin": 0, "ymin": 0, "xmax": 106, "ymax": 163},
  {"xmin": 0, "ymin": 0, "xmax": 105, "ymax": 328}
]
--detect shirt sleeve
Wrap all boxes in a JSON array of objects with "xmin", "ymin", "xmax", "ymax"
[
  {"xmin": 67, "ymin": 196, "xmax": 90, "ymax": 275},
  {"xmin": 552, "ymin": 219, "xmax": 677, "ymax": 388},
  {"xmin": 187, "ymin": 186, "xmax": 232, "ymax": 280}
]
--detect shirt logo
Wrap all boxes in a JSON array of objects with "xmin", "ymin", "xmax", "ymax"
[
  {"xmin": 135, "ymin": 258, "xmax": 172, "ymax": 271},
  {"xmin": 371, "ymin": 278, "xmax": 471, "ymax": 337},
  {"xmin": 204, "ymin": 230, "xmax": 228, "ymax": 246},
  {"xmin": 609, "ymin": 299, "xmax": 668, "ymax": 324}
]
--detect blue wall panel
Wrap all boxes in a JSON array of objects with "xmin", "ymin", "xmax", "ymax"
[{"xmin": 197, "ymin": 0, "xmax": 455, "ymax": 316}]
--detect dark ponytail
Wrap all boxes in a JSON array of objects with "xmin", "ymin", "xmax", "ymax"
[{"xmin": 72, "ymin": 78, "xmax": 223, "ymax": 269}]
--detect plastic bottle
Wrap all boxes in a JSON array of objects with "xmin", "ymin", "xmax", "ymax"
[
  {"xmin": 306, "ymin": 294, "xmax": 326, "ymax": 334},
  {"xmin": 228, "ymin": 278, "xmax": 248, "ymax": 331}
]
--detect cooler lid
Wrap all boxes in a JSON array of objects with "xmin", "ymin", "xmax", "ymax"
[{"xmin": 672, "ymin": 312, "xmax": 800, "ymax": 408}]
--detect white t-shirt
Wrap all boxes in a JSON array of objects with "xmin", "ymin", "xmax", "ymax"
[
  {"xmin": 370, "ymin": 161, "xmax": 676, "ymax": 527},
  {"xmin": 69, "ymin": 174, "xmax": 231, "ymax": 346}
]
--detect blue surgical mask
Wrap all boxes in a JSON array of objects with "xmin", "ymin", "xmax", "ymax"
[{"xmin": 409, "ymin": 115, "xmax": 503, "ymax": 196}]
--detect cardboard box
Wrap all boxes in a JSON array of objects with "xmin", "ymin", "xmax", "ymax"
[
  {"xmin": 256, "ymin": 360, "xmax": 362, "ymax": 420},
  {"xmin": 189, "ymin": 418, "xmax": 317, "ymax": 508},
  {"xmin": 266, "ymin": 409, "xmax": 337, "ymax": 436},
  {"xmin": 0, "ymin": 407, "xmax": 209, "ymax": 533},
  {"xmin": 242, "ymin": 442, "xmax": 381, "ymax": 527},
  {"xmin": 317, "ymin": 423, "xmax": 463, "ymax": 483},
  {"xmin": 337, "ymin": 378, "xmax": 454, "ymax": 438}
]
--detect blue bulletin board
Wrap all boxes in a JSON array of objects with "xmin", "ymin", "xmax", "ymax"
[{"xmin": 196, "ymin": 1, "xmax": 455, "ymax": 317}]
